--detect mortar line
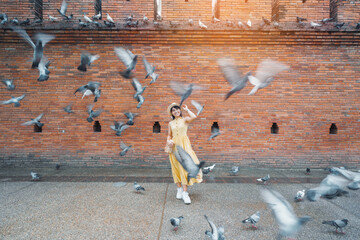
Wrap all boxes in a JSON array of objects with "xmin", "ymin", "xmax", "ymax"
[{"xmin": 157, "ymin": 182, "xmax": 169, "ymax": 240}]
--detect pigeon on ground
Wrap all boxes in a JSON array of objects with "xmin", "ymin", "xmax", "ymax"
[
  {"xmin": 294, "ymin": 189, "xmax": 305, "ymax": 202},
  {"xmin": 203, "ymin": 164, "xmax": 216, "ymax": 175},
  {"xmin": 107, "ymin": 13, "xmax": 115, "ymax": 24},
  {"xmin": 83, "ymin": 14, "xmax": 93, "ymax": 23},
  {"xmin": 199, "ymin": 20, "xmax": 208, "ymax": 29},
  {"xmin": 170, "ymin": 216, "xmax": 184, "ymax": 231},
  {"xmin": 124, "ymin": 112, "xmax": 138, "ymax": 125},
  {"xmin": 55, "ymin": 164, "xmax": 60, "ymax": 170},
  {"xmin": 120, "ymin": 141, "xmax": 132, "ymax": 156},
  {"xmin": 188, "ymin": 19, "xmax": 193, "ymax": 26},
  {"xmin": 1, "ymin": 79, "xmax": 15, "ymax": 90},
  {"xmin": 74, "ymin": 82, "xmax": 101, "ymax": 102},
  {"xmin": 310, "ymin": 21, "xmax": 322, "ymax": 28},
  {"xmin": 57, "ymin": 0, "xmax": 73, "ymax": 20},
  {"xmin": 322, "ymin": 219, "xmax": 348, "ymax": 234},
  {"xmin": 77, "ymin": 52, "xmax": 100, "ymax": 72},
  {"xmin": 104, "ymin": 20, "xmax": 115, "ymax": 27},
  {"xmin": 261, "ymin": 188, "xmax": 311, "ymax": 239},
  {"xmin": 37, "ymin": 58, "xmax": 50, "ymax": 82},
  {"xmin": 248, "ymin": 59, "xmax": 289, "ymax": 95},
  {"xmin": 321, "ymin": 18, "xmax": 333, "ymax": 23},
  {"xmin": 296, "ymin": 17, "xmax": 307, "ymax": 23},
  {"xmin": 191, "ymin": 100, "xmax": 204, "ymax": 116},
  {"xmin": 78, "ymin": 19, "xmax": 88, "ymax": 28},
  {"xmin": 115, "ymin": 47, "xmax": 138, "ymax": 79},
  {"xmin": 31, "ymin": 172, "xmax": 41, "ymax": 181},
  {"xmin": 110, "ymin": 121, "xmax": 130, "ymax": 136},
  {"xmin": 0, "ymin": 13, "xmax": 8, "ymax": 24},
  {"xmin": 1, "ymin": 94, "xmax": 25, "ymax": 107},
  {"xmin": 217, "ymin": 58, "xmax": 251, "ymax": 100},
  {"xmin": 242, "ymin": 211, "xmax": 260, "ymax": 229},
  {"xmin": 334, "ymin": 22, "xmax": 345, "ymax": 29},
  {"xmin": 237, "ymin": 21, "xmax": 245, "ymax": 29},
  {"xmin": 63, "ymin": 104, "xmax": 74, "ymax": 113},
  {"xmin": 10, "ymin": 18, "xmax": 19, "ymax": 25},
  {"xmin": 22, "ymin": 113, "xmax": 44, "ymax": 127},
  {"xmin": 247, "ymin": 19, "xmax": 251, "ymax": 28},
  {"xmin": 170, "ymin": 81, "xmax": 204, "ymax": 107},
  {"xmin": 143, "ymin": 56, "xmax": 158, "ymax": 84},
  {"xmin": 19, "ymin": 18, "xmax": 30, "ymax": 26},
  {"xmin": 48, "ymin": 15, "xmax": 57, "ymax": 21},
  {"xmin": 356, "ymin": 22, "xmax": 360, "ymax": 29},
  {"xmin": 306, "ymin": 174, "xmax": 350, "ymax": 201},
  {"xmin": 257, "ymin": 174, "xmax": 270, "ymax": 184},
  {"xmin": 92, "ymin": 12, "xmax": 101, "ymax": 20},
  {"xmin": 86, "ymin": 105, "xmax": 103, "ymax": 122},
  {"xmin": 229, "ymin": 166, "xmax": 239, "ymax": 175},
  {"xmin": 258, "ymin": 17, "xmax": 270, "ymax": 30},
  {"xmin": 204, "ymin": 215, "xmax": 225, "ymax": 240},
  {"xmin": 131, "ymin": 78, "xmax": 146, "ymax": 99},
  {"xmin": 143, "ymin": 15, "xmax": 149, "ymax": 24},
  {"xmin": 173, "ymin": 145, "xmax": 205, "ymax": 183},
  {"xmin": 11, "ymin": 27, "xmax": 55, "ymax": 69},
  {"xmin": 126, "ymin": 20, "xmax": 139, "ymax": 27},
  {"xmin": 208, "ymin": 124, "xmax": 220, "ymax": 140},
  {"xmin": 136, "ymin": 95, "xmax": 145, "ymax": 108},
  {"xmin": 306, "ymin": 168, "xmax": 311, "ymax": 175},
  {"xmin": 134, "ymin": 181, "xmax": 145, "ymax": 192}
]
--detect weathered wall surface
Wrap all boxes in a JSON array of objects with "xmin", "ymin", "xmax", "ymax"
[{"xmin": 0, "ymin": 0, "xmax": 359, "ymax": 168}]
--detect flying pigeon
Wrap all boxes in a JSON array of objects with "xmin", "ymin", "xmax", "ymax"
[
  {"xmin": 77, "ymin": 52, "xmax": 100, "ymax": 72},
  {"xmin": 86, "ymin": 105, "xmax": 103, "ymax": 122},
  {"xmin": 170, "ymin": 81, "xmax": 204, "ymax": 107},
  {"xmin": 74, "ymin": 81, "xmax": 101, "ymax": 102},
  {"xmin": 242, "ymin": 211, "xmax": 260, "ymax": 229},
  {"xmin": 110, "ymin": 121, "xmax": 130, "ymax": 136},
  {"xmin": 11, "ymin": 27, "xmax": 55, "ymax": 69},
  {"xmin": 322, "ymin": 219, "xmax": 348, "ymax": 234},
  {"xmin": 131, "ymin": 78, "xmax": 146, "ymax": 99},
  {"xmin": 135, "ymin": 95, "xmax": 145, "ymax": 108},
  {"xmin": 217, "ymin": 57, "xmax": 251, "ymax": 100},
  {"xmin": 31, "ymin": 172, "xmax": 41, "ymax": 181},
  {"xmin": 306, "ymin": 174, "xmax": 350, "ymax": 201},
  {"xmin": 120, "ymin": 141, "xmax": 132, "ymax": 156},
  {"xmin": 133, "ymin": 181, "xmax": 145, "ymax": 192},
  {"xmin": 63, "ymin": 104, "xmax": 74, "ymax": 113},
  {"xmin": 173, "ymin": 145, "xmax": 205, "ymax": 183},
  {"xmin": 22, "ymin": 113, "xmax": 44, "ymax": 127},
  {"xmin": 1, "ymin": 94, "xmax": 25, "ymax": 107},
  {"xmin": 229, "ymin": 166, "xmax": 239, "ymax": 175},
  {"xmin": 191, "ymin": 100, "xmax": 204, "ymax": 116},
  {"xmin": 124, "ymin": 112, "xmax": 138, "ymax": 125},
  {"xmin": 1, "ymin": 79, "xmax": 15, "ymax": 90},
  {"xmin": 204, "ymin": 215, "xmax": 225, "ymax": 240},
  {"xmin": 114, "ymin": 47, "xmax": 138, "ymax": 79},
  {"xmin": 294, "ymin": 189, "xmax": 305, "ymax": 202},
  {"xmin": 142, "ymin": 56, "xmax": 158, "ymax": 84},
  {"xmin": 208, "ymin": 124, "xmax": 220, "ymax": 141},
  {"xmin": 37, "ymin": 58, "xmax": 50, "ymax": 82},
  {"xmin": 248, "ymin": 59, "xmax": 289, "ymax": 95},
  {"xmin": 203, "ymin": 164, "xmax": 216, "ymax": 175},
  {"xmin": 331, "ymin": 167, "xmax": 360, "ymax": 190},
  {"xmin": 261, "ymin": 188, "xmax": 311, "ymax": 239},
  {"xmin": 257, "ymin": 174, "xmax": 270, "ymax": 184},
  {"xmin": 199, "ymin": 20, "xmax": 208, "ymax": 29},
  {"xmin": 170, "ymin": 216, "xmax": 184, "ymax": 231},
  {"xmin": 57, "ymin": 0, "xmax": 73, "ymax": 20}
]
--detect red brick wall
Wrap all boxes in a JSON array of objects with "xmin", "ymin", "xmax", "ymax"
[
  {"xmin": 337, "ymin": 0, "xmax": 360, "ymax": 23},
  {"xmin": 0, "ymin": 29, "xmax": 360, "ymax": 168},
  {"xmin": 0, "ymin": 0, "xmax": 34, "ymax": 20},
  {"xmin": 279, "ymin": 0, "xmax": 330, "ymax": 22}
]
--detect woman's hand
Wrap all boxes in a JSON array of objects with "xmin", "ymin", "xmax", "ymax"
[
  {"xmin": 167, "ymin": 140, "xmax": 175, "ymax": 148},
  {"xmin": 183, "ymin": 105, "xmax": 189, "ymax": 113}
]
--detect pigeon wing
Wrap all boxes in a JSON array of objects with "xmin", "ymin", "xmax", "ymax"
[
  {"xmin": 114, "ymin": 47, "xmax": 133, "ymax": 68},
  {"xmin": 204, "ymin": 215, "xmax": 218, "ymax": 238},
  {"xmin": 34, "ymin": 33, "xmax": 56, "ymax": 47},
  {"xmin": 170, "ymin": 81, "xmax": 188, "ymax": 96},
  {"xmin": 131, "ymin": 78, "xmax": 142, "ymax": 92},
  {"xmin": 87, "ymin": 104, "xmax": 93, "ymax": 114},
  {"xmin": 60, "ymin": 0, "xmax": 68, "ymax": 15},
  {"xmin": 11, "ymin": 26, "xmax": 35, "ymax": 49},
  {"xmin": 217, "ymin": 58, "xmax": 244, "ymax": 86},
  {"xmin": 142, "ymin": 56, "xmax": 153, "ymax": 75},
  {"xmin": 15, "ymin": 94, "xmax": 26, "ymax": 101},
  {"xmin": 92, "ymin": 109, "xmax": 103, "ymax": 118},
  {"xmin": 120, "ymin": 141, "xmax": 128, "ymax": 150},
  {"xmin": 34, "ymin": 113, "xmax": 44, "ymax": 122},
  {"xmin": 255, "ymin": 59, "xmax": 289, "ymax": 83}
]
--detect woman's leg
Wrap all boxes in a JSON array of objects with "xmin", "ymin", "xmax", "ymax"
[
  {"xmin": 182, "ymin": 184, "xmax": 188, "ymax": 192},
  {"xmin": 176, "ymin": 182, "xmax": 182, "ymax": 188}
]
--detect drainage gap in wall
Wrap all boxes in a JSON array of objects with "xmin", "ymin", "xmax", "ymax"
[
  {"xmin": 34, "ymin": 124, "xmax": 42, "ymax": 132},
  {"xmin": 153, "ymin": 121, "xmax": 161, "ymax": 133},
  {"xmin": 329, "ymin": 123, "xmax": 337, "ymax": 134},
  {"xmin": 211, "ymin": 122, "xmax": 219, "ymax": 132},
  {"xmin": 271, "ymin": 123, "xmax": 279, "ymax": 134},
  {"xmin": 93, "ymin": 121, "xmax": 101, "ymax": 132}
]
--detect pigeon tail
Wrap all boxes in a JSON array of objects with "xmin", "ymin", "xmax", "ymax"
[
  {"xmin": 38, "ymin": 75, "xmax": 49, "ymax": 82},
  {"xmin": 299, "ymin": 216, "xmax": 311, "ymax": 225},
  {"xmin": 87, "ymin": 117, "xmax": 93, "ymax": 122},
  {"xmin": 14, "ymin": 102, "xmax": 21, "ymax": 107},
  {"xmin": 322, "ymin": 221, "xmax": 333, "ymax": 225},
  {"xmin": 77, "ymin": 64, "xmax": 87, "ymax": 72},
  {"xmin": 120, "ymin": 69, "xmax": 132, "ymax": 79}
]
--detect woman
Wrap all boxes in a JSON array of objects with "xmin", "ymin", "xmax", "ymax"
[{"xmin": 165, "ymin": 103, "xmax": 203, "ymax": 205}]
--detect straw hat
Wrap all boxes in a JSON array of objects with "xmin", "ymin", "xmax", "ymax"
[{"xmin": 167, "ymin": 102, "xmax": 180, "ymax": 116}]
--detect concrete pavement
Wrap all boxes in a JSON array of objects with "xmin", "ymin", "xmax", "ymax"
[{"xmin": 1, "ymin": 167, "xmax": 359, "ymax": 239}]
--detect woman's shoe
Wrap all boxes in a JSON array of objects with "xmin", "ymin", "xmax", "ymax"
[
  {"xmin": 176, "ymin": 187, "xmax": 183, "ymax": 200},
  {"xmin": 182, "ymin": 191, "xmax": 191, "ymax": 205}
]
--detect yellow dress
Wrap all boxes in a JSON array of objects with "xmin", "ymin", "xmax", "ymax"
[{"xmin": 168, "ymin": 117, "xmax": 203, "ymax": 186}]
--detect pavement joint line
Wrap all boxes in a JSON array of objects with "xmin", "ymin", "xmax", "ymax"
[{"xmin": 157, "ymin": 183, "xmax": 169, "ymax": 240}]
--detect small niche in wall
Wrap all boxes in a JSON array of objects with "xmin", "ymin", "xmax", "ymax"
[
  {"xmin": 329, "ymin": 123, "xmax": 337, "ymax": 134},
  {"xmin": 245, "ymin": 0, "xmax": 248, "ymax": 3},
  {"xmin": 94, "ymin": 0, "xmax": 102, "ymax": 17},
  {"xmin": 271, "ymin": 123, "xmax": 279, "ymax": 134},
  {"xmin": 211, "ymin": 122, "xmax": 219, "ymax": 132},
  {"xmin": 34, "ymin": 124, "xmax": 42, "ymax": 132},
  {"xmin": 93, "ymin": 121, "xmax": 101, "ymax": 132},
  {"xmin": 153, "ymin": 122, "xmax": 161, "ymax": 133}
]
